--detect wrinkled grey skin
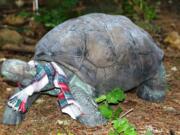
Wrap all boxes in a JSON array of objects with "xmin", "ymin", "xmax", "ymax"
[{"xmin": 1, "ymin": 13, "xmax": 166, "ymax": 127}]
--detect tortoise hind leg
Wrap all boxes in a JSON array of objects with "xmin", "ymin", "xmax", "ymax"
[
  {"xmin": 2, "ymin": 89, "xmax": 40, "ymax": 125},
  {"xmin": 136, "ymin": 64, "xmax": 166, "ymax": 102}
]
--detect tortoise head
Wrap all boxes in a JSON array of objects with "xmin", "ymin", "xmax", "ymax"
[{"xmin": 0, "ymin": 59, "xmax": 34, "ymax": 83}]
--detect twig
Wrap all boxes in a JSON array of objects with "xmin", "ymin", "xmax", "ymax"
[{"xmin": 119, "ymin": 108, "xmax": 134, "ymax": 119}]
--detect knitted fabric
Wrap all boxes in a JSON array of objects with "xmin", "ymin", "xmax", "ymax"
[{"xmin": 8, "ymin": 61, "xmax": 81, "ymax": 118}]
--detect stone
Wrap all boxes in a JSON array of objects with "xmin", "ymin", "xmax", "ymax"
[
  {"xmin": 0, "ymin": 29, "xmax": 23, "ymax": 47},
  {"xmin": 164, "ymin": 31, "xmax": 180, "ymax": 50},
  {"xmin": 3, "ymin": 14, "xmax": 26, "ymax": 26}
]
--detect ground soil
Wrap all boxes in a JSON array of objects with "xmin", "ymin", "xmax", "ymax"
[{"xmin": 0, "ymin": 3, "xmax": 179, "ymax": 135}]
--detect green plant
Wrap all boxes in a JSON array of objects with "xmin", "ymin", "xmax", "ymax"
[
  {"xmin": 18, "ymin": 10, "xmax": 32, "ymax": 18},
  {"xmin": 34, "ymin": 0, "xmax": 79, "ymax": 29},
  {"xmin": 96, "ymin": 88, "xmax": 137, "ymax": 135},
  {"xmin": 121, "ymin": 0, "xmax": 157, "ymax": 22},
  {"xmin": 109, "ymin": 118, "xmax": 137, "ymax": 135},
  {"xmin": 95, "ymin": 88, "xmax": 125, "ymax": 119}
]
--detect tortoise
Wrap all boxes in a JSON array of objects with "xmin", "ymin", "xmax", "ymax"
[{"xmin": 2, "ymin": 13, "xmax": 166, "ymax": 127}]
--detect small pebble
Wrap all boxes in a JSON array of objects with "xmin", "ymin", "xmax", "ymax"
[
  {"xmin": 0, "ymin": 58, "xmax": 6, "ymax": 62},
  {"xmin": 57, "ymin": 120, "xmax": 71, "ymax": 126},
  {"xmin": 145, "ymin": 125, "xmax": 163, "ymax": 134},
  {"xmin": 6, "ymin": 88, "xmax": 13, "ymax": 92},
  {"xmin": 163, "ymin": 106, "xmax": 176, "ymax": 113},
  {"xmin": 35, "ymin": 99, "xmax": 45, "ymax": 104},
  {"xmin": 171, "ymin": 66, "xmax": 178, "ymax": 71}
]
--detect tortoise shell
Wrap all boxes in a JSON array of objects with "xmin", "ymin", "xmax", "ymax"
[{"xmin": 34, "ymin": 13, "xmax": 163, "ymax": 95}]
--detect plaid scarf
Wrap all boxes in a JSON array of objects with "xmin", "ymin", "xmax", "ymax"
[{"xmin": 8, "ymin": 61, "xmax": 81, "ymax": 119}]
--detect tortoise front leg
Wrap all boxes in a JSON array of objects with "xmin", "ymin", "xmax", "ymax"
[
  {"xmin": 70, "ymin": 85, "xmax": 107, "ymax": 127},
  {"xmin": 69, "ymin": 75, "xmax": 107, "ymax": 127},
  {"xmin": 2, "ymin": 88, "xmax": 40, "ymax": 125}
]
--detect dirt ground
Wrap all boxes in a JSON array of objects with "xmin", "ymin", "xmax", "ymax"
[{"xmin": 0, "ymin": 5, "xmax": 179, "ymax": 135}]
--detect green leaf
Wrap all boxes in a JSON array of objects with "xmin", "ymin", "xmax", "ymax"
[
  {"xmin": 112, "ymin": 119, "xmax": 122, "ymax": 133},
  {"xmin": 106, "ymin": 88, "xmax": 125, "ymax": 104},
  {"xmin": 112, "ymin": 107, "xmax": 122, "ymax": 120},
  {"xmin": 124, "ymin": 126, "xmax": 137, "ymax": 135},
  {"xmin": 98, "ymin": 104, "xmax": 113, "ymax": 119},
  {"xmin": 112, "ymin": 118, "xmax": 137, "ymax": 134},
  {"xmin": 112, "ymin": 118, "xmax": 129, "ymax": 133},
  {"xmin": 95, "ymin": 95, "xmax": 106, "ymax": 103}
]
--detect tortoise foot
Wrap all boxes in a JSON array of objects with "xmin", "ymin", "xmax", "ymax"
[{"xmin": 2, "ymin": 105, "xmax": 25, "ymax": 125}]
